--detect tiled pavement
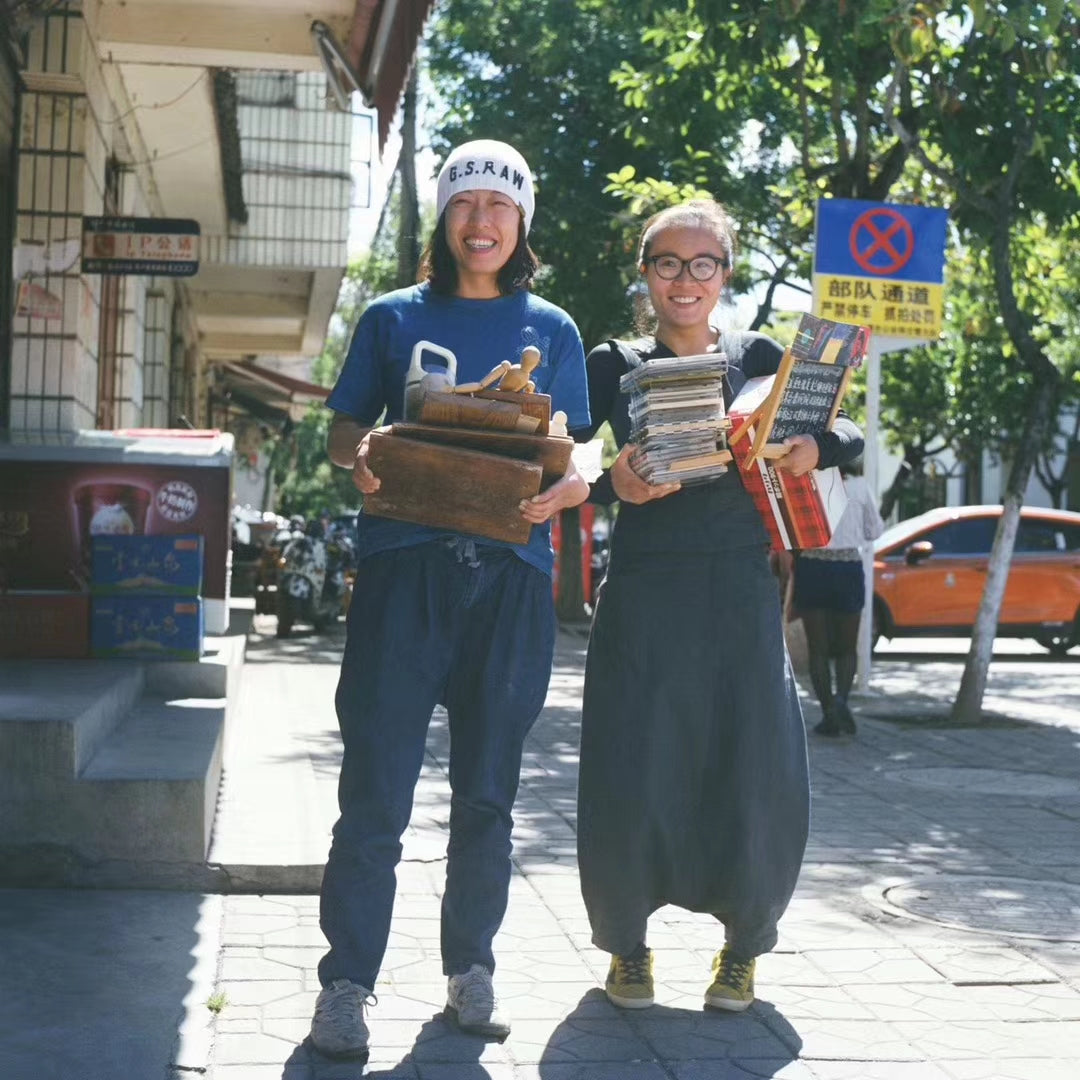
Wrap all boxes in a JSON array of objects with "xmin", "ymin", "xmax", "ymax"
[{"xmin": 205, "ymin": 626, "xmax": 1080, "ymax": 1079}]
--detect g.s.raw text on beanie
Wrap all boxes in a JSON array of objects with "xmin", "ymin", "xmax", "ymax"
[{"xmin": 435, "ymin": 140, "xmax": 535, "ymax": 233}]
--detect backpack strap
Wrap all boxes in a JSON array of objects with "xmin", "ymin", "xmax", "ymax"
[{"xmin": 607, "ymin": 337, "xmax": 645, "ymax": 372}]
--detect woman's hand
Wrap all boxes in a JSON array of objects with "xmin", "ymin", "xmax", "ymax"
[
  {"xmin": 351, "ymin": 432, "xmax": 381, "ymax": 494},
  {"xmin": 610, "ymin": 443, "xmax": 681, "ymax": 504},
  {"xmin": 774, "ymin": 434, "xmax": 820, "ymax": 477},
  {"xmin": 519, "ymin": 452, "xmax": 591, "ymax": 524},
  {"xmin": 519, "ymin": 471, "xmax": 589, "ymax": 524}
]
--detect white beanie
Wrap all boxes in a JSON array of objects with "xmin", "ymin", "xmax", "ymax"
[{"xmin": 436, "ymin": 140, "xmax": 535, "ymax": 233}]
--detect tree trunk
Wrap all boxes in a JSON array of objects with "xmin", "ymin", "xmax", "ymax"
[
  {"xmin": 950, "ymin": 180, "xmax": 1062, "ymax": 723},
  {"xmin": 395, "ymin": 66, "xmax": 421, "ymax": 289},
  {"xmin": 950, "ymin": 374, "xmax": 1057, "ymax": 722},
  {"xmin": 879, "ymin": 445, "xmax": 925, "ymax": 520},
  {"xmin": 1034, "ymin": 405, "xmax": 1078, "ymax": 508},
  {"xmin": 1036, "ymin": 461, "xmax": 1066, "ymax": 509}
]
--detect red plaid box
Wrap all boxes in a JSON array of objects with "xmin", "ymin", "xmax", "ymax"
[{"xmin": 729, "ymin": 425, "xmax": 847, "ymax": 551}]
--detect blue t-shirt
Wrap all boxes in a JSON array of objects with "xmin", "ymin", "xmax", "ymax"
[{"xmin": 327, "ymin": 282, "xmax": 590, "ymax": 575}]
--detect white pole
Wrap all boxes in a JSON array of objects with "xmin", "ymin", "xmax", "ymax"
[
  {"xmin": 864, "ymin": 338, "xmax": 882, "ymax": 504},
  {"xmin": 856, "ymin": 339, "xmax": 882, "ymax": 691}
]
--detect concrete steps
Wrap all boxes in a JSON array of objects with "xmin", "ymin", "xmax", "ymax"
[
  {"xmin": 0, "ymin": 662, "xmax": 146, "ymax": 783},
  {"xmin": 0, "ymin": 604, "xmax": 251, "ymax": 886},
  {"xmin": 79, "ymin": 697, "xmax": 226, "ymax": 863}
]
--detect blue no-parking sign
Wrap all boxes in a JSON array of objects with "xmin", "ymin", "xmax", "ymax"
[{"xmin": 813, "ymin": 198, "xmax": 948, "ymax": 340}]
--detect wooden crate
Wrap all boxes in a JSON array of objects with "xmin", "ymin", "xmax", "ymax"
[
  {"xmin": 389, "ymin": 424, "xmax": 572, "ymax": 488},
  {"xmin": 365, "ymin": 431, "xmax": 543, "ymax": 544}
]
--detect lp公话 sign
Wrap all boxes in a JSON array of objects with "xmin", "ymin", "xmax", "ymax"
[{"xmin": 81, "ymin": 216, "xmax": 200, "ymax": 277}]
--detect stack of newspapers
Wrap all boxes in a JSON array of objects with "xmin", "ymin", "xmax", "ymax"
[{"xmin": 620, "ymin": 353, "xmax": 731, "ymax": 485}]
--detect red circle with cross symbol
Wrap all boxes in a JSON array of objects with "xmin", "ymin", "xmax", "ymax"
[{"xmin": 850, "ymin": 207, "xmax": 915, "ymax": 275}]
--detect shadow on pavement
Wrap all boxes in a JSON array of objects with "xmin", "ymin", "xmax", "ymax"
[
  {"xmin": 279, "ymin": 1013, "xmax": 499, "ymax": 1079},
  {"xmin": 536, "ymin": 990, "xmax": 803, "ymax": 1079},
  {"xmin": 244, "ymin": 616, "xmax": 348, "ymax": 665},
  {"xmin": 0, "ymin": 890, "xmax": 216, "ymax": 1080}
]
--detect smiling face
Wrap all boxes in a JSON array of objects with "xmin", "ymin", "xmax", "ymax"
[
  {"xmin": 443, "ymin": 188, "xmax": 524, "ymax": 297},
  {"xmin": 641, "ymin": 224, "xmax": 732, "ymax": 338}
]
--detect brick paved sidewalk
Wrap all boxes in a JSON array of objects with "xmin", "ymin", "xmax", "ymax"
[{"xmin": 205, "ymin": 629, "xmax": 1080, "ymax": 1079}]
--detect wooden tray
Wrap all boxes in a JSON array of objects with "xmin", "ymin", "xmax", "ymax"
[
  {"xmin": 390, "ymin": 424, "xmax": 573, "ymax": 488},
  {"xmin": 365, "ymin": 431, "xmax": 542, "ymax": 544}
]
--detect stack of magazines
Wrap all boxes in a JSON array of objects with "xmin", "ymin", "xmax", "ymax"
[{"xmin": 620, "ymin": 353, "xmax": 731, "ymax": 484}]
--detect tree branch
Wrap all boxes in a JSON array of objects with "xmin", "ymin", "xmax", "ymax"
[
  {"xmin": 794, "ymin": 26, "xmax": 815, "ymax": 180},
  {"xmin": 750, "ymin": 257, "xmax": 795, "ymax": 331},
  {"xmin": 996, "ymin": 55, "xmax": 1042, "ymax": 212},
  {"xmin": 851, "ymin": 70, "xmax": 871, "ymax": 196},
  {"xmin": 829, "ymin": 73, "xmax": 851, "ymax": 173},
  {"xmin": 987, "ymin": 77, "xmax": 1059, "ymax": 382},
  {"xmin": 869, "ymin": 82, "xmax": 914, "ymax": 198},
  {"xmin": 883, "ymin": 60, "xmax": 991, "ymax": 213}
]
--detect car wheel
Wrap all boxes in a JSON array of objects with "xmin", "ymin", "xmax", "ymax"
[{"xmin": 1034, "ymin": 631, "xmax": 1076, "ymax": 657}]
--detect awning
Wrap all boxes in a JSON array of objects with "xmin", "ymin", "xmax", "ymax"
[
  {"xmin": 348, "ymin": 0, "xmax": 436, "ymax": 152},
  {"xmin": 217, "ymin": 361, "xmax": 330, "ymax": 423}
]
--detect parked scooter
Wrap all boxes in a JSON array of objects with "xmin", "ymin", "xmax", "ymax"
[{"xmin": 275, "ymin": 517, "xmax": 354, "ymax": 637}]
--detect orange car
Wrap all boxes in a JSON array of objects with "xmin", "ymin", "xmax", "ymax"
[{"xmin": 872, "ymin": 505, "xmax": 1080, "ymax": 655}]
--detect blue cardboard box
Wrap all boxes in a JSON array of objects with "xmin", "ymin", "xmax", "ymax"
[
  {"xmin": 91, "ymin": 595, "xmax": 203, "ymax": 660},
  {"xmin": 91, "ymin": 534, "xmax": 204, "ymax": 595}
]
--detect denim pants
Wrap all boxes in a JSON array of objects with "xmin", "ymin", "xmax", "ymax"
[{"xmin": 317, "ymin": 539, "xmax": 556, "ymax": 991}]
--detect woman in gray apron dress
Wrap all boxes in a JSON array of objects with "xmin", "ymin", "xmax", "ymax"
[{"xmin": 574, "ymin": 200, "xmax": 863, "ymax": 1012}]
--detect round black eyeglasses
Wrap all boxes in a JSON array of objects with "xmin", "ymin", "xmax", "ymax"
[{"xmin": 645, "ymin": 255, "xmax": 729, "ymax": 281}]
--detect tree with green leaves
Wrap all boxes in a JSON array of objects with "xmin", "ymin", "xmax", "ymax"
[
  {"xmin": 426, "ymin": 1, "xmax": 1080, "ymax": 658},
  {"xmin": 605, "ymin": 0, "xmax": 1080, "ymax": 719},
  {"xmin": 604, "ymin": 0, "xmax": 971, "ymax": 520},
  {"xmin": 877, "ymin": 1, "xmax": 1080, "ymax": 718},
  {"xmin": 607, "ymin": 0, "xmax": 924, "ymax": 320}
]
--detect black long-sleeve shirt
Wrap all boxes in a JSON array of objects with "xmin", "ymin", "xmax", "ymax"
[
  {"xmin": 574, "ymin": 332, "xmax": 864, "ymax": 506},
  {"xmin": 572, "ymin": 333, "xmax": 865, "ymax": 559}
]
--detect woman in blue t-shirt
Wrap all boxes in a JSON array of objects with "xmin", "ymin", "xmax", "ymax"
[{"xmin": 309, "ymin": 141, "xmax": 591, "ymax": 1062}]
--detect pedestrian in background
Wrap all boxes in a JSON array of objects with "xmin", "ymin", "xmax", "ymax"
[
  {"xmin": 573, "ymin": 200, "xmax": 864, "ymax": 1014},
  {"xmin": 309, "ymin": 139, "xmax": 591, "ymax": 1062},
  {"xmin": 793, "ymin": 458, "xmax": 884, "ymax": 736}
]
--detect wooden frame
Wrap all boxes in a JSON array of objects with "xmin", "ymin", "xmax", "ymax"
[{"xmin": 729, "ymin": 314, "xmax": 866, "ymax": 469}]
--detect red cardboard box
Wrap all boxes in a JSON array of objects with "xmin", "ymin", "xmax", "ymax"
[{"xmin": 0, "ymin": 591, "xmax": 90, "ymax": 659}]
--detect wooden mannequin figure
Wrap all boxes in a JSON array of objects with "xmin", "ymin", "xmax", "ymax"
[
  {"xmin": 453, "ymin": 361, "xmax": 511, "ymax": 395},
  {"xmin": 497, "ymin": 346, "xmax": 541, "ymax": 393},
  {"xmin": 452, "ymin": 346, "xmax": 542, "ymax": 395}
]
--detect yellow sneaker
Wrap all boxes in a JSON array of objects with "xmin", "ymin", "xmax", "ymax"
[
  {"xmin": 605, "ymin": 949, "xmax": 655, "ymax": 1009},
  {"xmin": 704, "ymin": 947, "xmax": 755, "ymax": 1012}
]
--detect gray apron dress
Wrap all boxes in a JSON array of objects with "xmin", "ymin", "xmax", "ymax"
[{"xmin": 577, "ymin": 335, "xmax": 810, "ymax": 958}]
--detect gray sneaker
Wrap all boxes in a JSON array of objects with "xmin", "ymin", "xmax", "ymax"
[
  {"xmin": 309, "ymin": 979, "xmax": 373, "ymax": 1060},
  {"xmin": 446, "ymin": 964, "xmax": 511, "ymax": 1038}
]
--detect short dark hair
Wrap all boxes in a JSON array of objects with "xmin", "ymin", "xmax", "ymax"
[
  {"xmin": 418, "ymin": 212, "xmax": 540, "ymax": 296},
  {"xmin": 637, "ymin": 199, "xmax": 737, "ymax": 266}
]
